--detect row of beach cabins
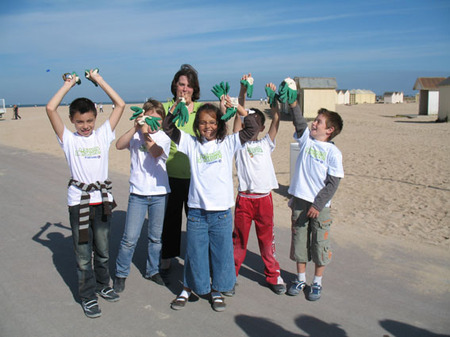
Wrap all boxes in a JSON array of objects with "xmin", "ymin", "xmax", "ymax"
[{"xmin": 285, "ymin": 76, "xmax": 450, "ymax": 122}]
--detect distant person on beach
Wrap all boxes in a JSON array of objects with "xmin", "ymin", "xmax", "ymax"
[
  {"xmin": 286, "ymin": 78, "xmax": 344, "ymax": 301},
  {"xmin": 160, "ymin": 64, "xmax": 203, "ymax": 272},
  {"xmin": 13, "ymin": 105, "xmax": 21, "ymax": 119},
  {"xmin": 113, "ymin": 99, "xmax": 171, "ymax": 293},
  {"xmin": 99, "ymin": 103, "xmax": 103, "ymax": 113},
  {"xmin": 228, "ymin": 74, "xmax": 286, "ymax": 297},
  {"xmin": 45, "ymin": 69, "xmax": 125, "ymax": 318},
  {"xmin": 164, "ymin": 100, "xmax": 259, "ymax": 312}
]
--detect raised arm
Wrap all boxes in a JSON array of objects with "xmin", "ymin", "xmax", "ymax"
[
  {"xmin": 46, "ymin": 76, "xmax": 78, "ymax": 140},
  {"xmin": 162, "ymin": 112, "xmax": 181, "ymax": 144},
  {"xmin": 87, "ymin": 70, "xmax": 125, "ymax": 131},
  {"xmin": 238, "ymin": 113, "xmax": 259, "ymax": 145},
  {"xmin": 233, "ymin": 73, "xmax": 251, "ymax": 133},
  {"xmin": 290, "ymin": 100, "xmax": 308, "ymax": 138},
  {"xmin": 116, "ymin": 126, "xmax": 137, "ymax": 150},
  {"xmin": 266, "ymin": 83, "xmax": 280, "ymax": 142}
]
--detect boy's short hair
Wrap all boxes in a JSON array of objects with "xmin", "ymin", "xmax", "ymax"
[
  {"xmin": 171, "ymin": 64, "xmax": 200, "ymax": 102},
  {"xmin": 143, "ymin": 98, "xmax": 166, "ymax": 121},
  {"xmin": 69, "ymin": 98, "xmax": 97, "ymax": 118},
  {"xmin": 193, "ymin": 103, "xmax": 227, "ymax": 143},
  {"xmin": 249, "ymin": 108, "xmax": 265, "ymax": 127},
  {"xmin": 318, "ymin": 108, "xmax": 343, "ymax": 140}
]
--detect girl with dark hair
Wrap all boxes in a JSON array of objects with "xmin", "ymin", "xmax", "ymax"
[{"xmin": 163, "ymin": 100, "xmax": 260, "ymax": 312}]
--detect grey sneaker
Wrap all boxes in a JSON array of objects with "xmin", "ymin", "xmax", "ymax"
[
  {"xmin": 82, "ymin": 299, "xmax": 101, "ymax": 318},
  {"xmin": 96, "ymin": 286, "xmax": 120, "ymax": 302},
  {"xmin": 307, "ymin": 283, "xmax": 322, "ymax": 301},
  {"xmin": 287, "ymin": 280, "xmax": 306, "ymax": 296},
  {"xmin": 113, "ymin": 277, "xmax": 126, "ymax": 293}
]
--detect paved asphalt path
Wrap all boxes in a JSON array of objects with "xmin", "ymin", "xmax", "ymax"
[{"xmin": 0, "ymin": 144, "xmax": 448, "ymax": 337}]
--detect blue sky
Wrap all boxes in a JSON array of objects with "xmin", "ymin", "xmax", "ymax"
[{"xmin": 1, "ymin": 0, "xmax": 449, "ymax": 105}]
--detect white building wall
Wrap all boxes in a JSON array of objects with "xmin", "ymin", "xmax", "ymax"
[{"xmin": 428, "ymin": 91, "xmax": 439, "ymax": 114}]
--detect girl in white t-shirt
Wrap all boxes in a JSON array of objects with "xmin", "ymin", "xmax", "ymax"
[
  {"xmin": 114, "ymin": 99, "xmax": 171, "ymax": 293},
  {"xmin": 163, "ymin": 102, "xmax": 259, "ymax": 312}
]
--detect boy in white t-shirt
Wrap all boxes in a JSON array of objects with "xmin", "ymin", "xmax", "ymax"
[
  {"xmin": 114, "ymin": 99, "xmax": 171, "ymax": 292},
  {"xmin": 229, "ymin": 75, "xmax": 286, "ymax": 296},
  {"xmin": 46, "ymin": 70, "xmax": 125, "ymax": 318},
  {"xmin": 287, "ymin": 80, "xmax": 344, "ymax": 301}
]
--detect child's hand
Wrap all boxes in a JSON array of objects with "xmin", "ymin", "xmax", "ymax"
[
  {"xmin": 265, "ymin": 83, "xmax": 278, "ymax": 108},
  {"xmin": 240, "ymin": 73, "xmax": 254, "ymax": 98},
  {"xmin": 85, "ymin": 68, "xmax": 100, "ymax": 87},
  {"xmin": 62, "ymin": 72, "xmax": 81, "ymax": 86},
  {"xmin": 307, "ymin": 206, "xmax": 319, "ymax": 219}
]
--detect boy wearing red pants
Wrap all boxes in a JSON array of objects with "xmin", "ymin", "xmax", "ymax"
[{"xmin": 228, "ymin": 76, "xmax": 286, "ymax": 296}]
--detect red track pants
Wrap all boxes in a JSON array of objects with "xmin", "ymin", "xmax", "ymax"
[{"xmin": 232, "ymin": 192, "xmax": 282, "ymax": 285}]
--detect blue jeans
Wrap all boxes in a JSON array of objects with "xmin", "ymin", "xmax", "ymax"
[
  {"xmin": 183, "ymin": 208, "xmax": 236, "ymax": 295},
  {"xmin": 69, "ymin": 204, "xmax": 111, "ymax": 301},
  {"xmin": 116, "ymin": 193, "xmax": 168, "ymax": 278}
]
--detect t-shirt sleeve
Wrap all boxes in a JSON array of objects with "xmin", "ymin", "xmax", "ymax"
[{"xmin": 327, "ymin": 148, "xmax": 344, "ymax": 178}]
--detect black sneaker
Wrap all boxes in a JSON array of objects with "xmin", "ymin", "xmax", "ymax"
[
  {"xmin": 96, "ymin": 286, "xmax": 120, "ymax": 302},
  {"xmin": 269, "ymin": 283, "xmax": 287, "ymax": 295},
  {"xmin": 82, "ymin": 299, "xmax": 101, "ymax": 318},
  {"xmin": 113, "ymin": 277, "xmax": 126, "ymax": 293},
  {"xmin": 147, "ymin": 273, "xmax": 165, "ymax": 286}
]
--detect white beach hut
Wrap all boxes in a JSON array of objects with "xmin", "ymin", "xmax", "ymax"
[
  {"xmin": 437, "ymin": 77, "xmax": 450, "ymax": 122},
  {"xmin": 413, "ymin": 77, "xmax": 446, "ymax": 115},
  {"xmin": 384, "ymin": 92, "xmax": 404, "ymax": 104},
  {"xmin": 336, "ymin": 89, "xmax": 350, "ymax": 105}
]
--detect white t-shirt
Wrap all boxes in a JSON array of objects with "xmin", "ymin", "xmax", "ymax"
[
  {"xmin": 128, "ymin": 130, "xmax": 171, "ymax": 196},
  {"xmin": 288, "ymin": 128, "xmax": 344, "ymax": 207},
  {"xmin": 235, "ymin": 134, "xmax": 278, "ymax": 193},
  {"xmin": 59, "ymin": 121, "xmax": 115, "ymax": 206},
  {"xmin": 177, "ymin": 132, "xmax": 243, "ymax": 210}
]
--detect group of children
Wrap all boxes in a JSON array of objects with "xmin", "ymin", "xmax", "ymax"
[{"xmin": 46, "ymin": 67, "xmax": 343, "ymax": 318}]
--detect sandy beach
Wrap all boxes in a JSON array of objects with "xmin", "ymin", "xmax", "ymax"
[{"xmin": 1, "ymin": 101, "xmax": 449, "ymax": 249}]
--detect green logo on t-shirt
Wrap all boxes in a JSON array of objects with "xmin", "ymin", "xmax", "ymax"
[
  {"xmin": 306, "ymin": 147, "xmax": 326, "ymax": 162},
  {"xmin": 197, "ymin": 150, "xmax": 222, "ymax": 164},
  {"xmin": 247, "ymin": 145, "xmax": 263, "ymax": 158},
  {"xmin": 76, "ymin": 146, "xmax": 101, "ymax": 158}
]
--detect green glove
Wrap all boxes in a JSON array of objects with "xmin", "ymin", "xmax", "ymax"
[
  {"xmin": 221, "ymin": 96, "xmax": 238, "ymax": 121},
  {"xmin": 220, "ymin": 81, "xmax": 230, "ymax": 95},
  {"xmin": 221, "ymin": 107, "xmax": 237, "ymax": 121},
  {"xmin": 211, "ymin": 81, "xmax": 230, "ymax": 100},
  {"xmin": 172, "ymin": 99, "xmax": 189, "ymax": 127},
  {"xmin": 85, "ymin": 68, "xmax": 99, "ymax": 87},
  {"xmin": 277, "ymin": 81, "xmax": 289, "ymax": 103},
  {"xmin": 240, "ymin": 77, "xmax": 254, "ymax": 98},
  {"xmin": 211, "ymin": 84, "xmax": 226, "ymax": 100},
  {"xmin": 143, "ymin": 116, "xmax": 162, "ymax": 131},
  {"xmin": 281, "ymin": 78, "xmax": 297, "ymax": 104},
  {"xmin": 265, "ymin": 86, "xmax": 278, "ymax": 107},
  {"xmin": 129, "ymin": 106, "xmax": 144, "ymax": 120}
]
